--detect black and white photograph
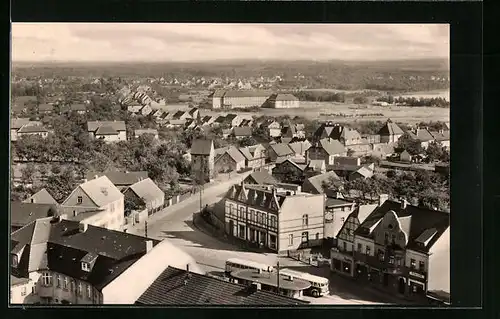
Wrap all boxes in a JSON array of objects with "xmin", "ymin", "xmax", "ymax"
[{"xmin": 10, "ymin": 23, "xmax": 450, "ymax": 306}]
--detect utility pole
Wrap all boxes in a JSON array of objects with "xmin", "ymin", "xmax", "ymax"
[
  {"xmin": 276, "ymin": 261, "xmax": 280, "ymax": 295},
  {"xmin": 145, "ymin": 220, "xmax": 148, "ymax": 238}
]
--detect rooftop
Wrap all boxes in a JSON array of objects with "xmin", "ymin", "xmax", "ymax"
[
  {"xmin": 136, "ymin": 266, "xmax": 308, "ymax": 305},
  {"xmin": 191, "ymin": 139, "xmax": 214, "ymax": 156},
  {"xmin": 87, "ymin": 121, "xmax": 126, "ymax": 132},
  {"xmin": 85, "ymin": 171, "xmax": 148, "ymax": 186},
  {"xmin": 127, "ymin": 178, "xmax": 164, "ymax": 203},
  {"xmin": 63, "ymin": 176, "xmax": 123, "ymax": 207},
  {"xmin": 10, "ymin": 202, "xmax": 58, "ymax": 228}
]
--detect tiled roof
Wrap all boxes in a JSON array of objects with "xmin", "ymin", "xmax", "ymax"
[
  {"xmin": 407, "ymin": 129, "xmax": 434, "ymax": 142},
  {"xmin": 191, "ymin": 139, "xmax": 214, "ymax": 156},
  {"xmin": 325, "ymin": 198, "xmax": 353, "ymax": 207},
  {"xmin": 226, "ymin": 184, "xmax": 286, "ymax": 213},
  {"xmin": 289, "ymin": 141, "xmax": 311, "ymax": 155},
  {"xmin": 233, "ymin": 126, "xmax": 252, "ymax": 137},
  {"xmin": 354, "ymin": 200, "xmax": 449, "ymax": 253},
  {"xmin": 222, "ymin": 146, "xmax": 246, "ymax": 163},
  {"xmin": 172, "ymin": 110, "xmax": 186, "ymax": 119},
  {"xmin": 87, "ymin": 121, "xmax": 126, "ymax": 132},
  {"xmin": 318, "ymin": 138, "xmax": 346, "ymax": 155},
  {"xmin": 304, "ymin": 171, "xmax": 340, "ymax": 194},
  {"xmin": 212, "ymin": 89, "xmax": 226, "ymax": 98},
  {"xmin": 23, "ymin": 188, "xmax": 58, "ymax": 205},
  {"xmin": 245, "ymin": 171, "xmax": 278, "ymax": 185},
  {"xmin": 429, "ymin": 130, "xmax": 450, "ymax": 142},
  {"xmin": 378, "ymin": 119, "xmax": 404, "ymax": 136},
  {"xmin": 85, "ymin": 171, "xmax": 148, "ymax": 186},
  {"xmin": 238, "ymin": 147, "xmax": 254, "ymax": 161},
  {"xmin": 10, "ymin": 202, "xmax": 58, "ymax": 228},
  {"xmin": 64, "ymin": 176, "xmax": 123, "ymax": 207},
  {"xmin": 11, "ymin": 118, "xmax": 36, "ymax": 130},
  {"xmin": 135, "ymin": 266, "xmax": 309, "ymax": 305},
  {"xmin": 223, "ymin": 90, "xmax": 272, "ymax": 98},
  {"xmin": 269, "ymin": 143, "xmax": 294, "ymax": 157},
  {"xmin": 38, "ymin": 104, "xmax": 54, "ymax": 112},
  {"xmin": 18, "ymin": 125, "xmax": 48, "ymax": 133},
  {"xmin": 128, "ymin": 178, "xmax": 164, "ymax": 203},
  {"xmin": 95, "ymin": 125, "xmax": 119, "ymax": 135},
  {"xmin": 275, "ymin": 94, "xmax": 299, "ymax": 101},
  {"xmin": 11, "ymin": 218, "xmax": 160, "ymax": 290}
]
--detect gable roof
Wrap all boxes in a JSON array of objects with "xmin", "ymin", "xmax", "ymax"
[
  {"xmin": 127, "ymin": 178, "xmax": 164, "ymax": 202},
  {"xmin": 23, "ymin": 188, "xmax": 58, "ymax": 205},
  {"xmin": 269, "ymin": 143, "xmax": 294, "ymax": 157},
  {"xmin": 223, "ymin": 90, "xmax": 272, "ymax": 98},
  {"xmin": 38, "ymin": 104, "xmax": 54, "ymax": 112},
  {"xmin": 191, "ymin": 139, "xmax": 214, "ymax": 156},
  {"xmin": 95, "ymin": 125, "xmax": 119, "ymax": 135},
  {"xmin": 233, "ymin": 126, "xmax": 252, "ymax": 137},
  {"xmin": 18, "ymin": 125, "xmax": 48, "ymax": 133},
  {"xmin": 221, "ymin": 146, "xmax": 246, "ymax": 163},
  {"xmin": 85, "ymin": 171, "xmax": 149, "ymax": 186},
  {"xmin": 354, "ymin": 200, "xmax": 449, "ymax": 253},
  {"xmin": 378, "ymin": 119, "xmax": 404, "ymax": 136},
  {"xmin": 275, "ymin": 93, "xmax": 299, "ymax": 101},
  {"xmin": 289, "ymin": 140, "xmax": 311, "ymax": 155},
  {"xmin": 11, "ymin": 118, "xmax": 34, "ymax": 130},
  {"xmin": 308, "ymin": 159, "xmax": 326, "ymax": 171},
  {"xmin": 303, "ymin": 171, "xmax": 340, "ymax": 194},
  {"xmin": 11, "ymin": 218, "xmax": 160, "ymax": 290},
  {"xmin": 87, "ymin": 121, "xmax": 126, "ymax": 132},
  {"xmin": 429, "ymin": 130, "xmax": 450, "ymax": 142},
  {"xmin": 245, "ymin": 171, "xmax": 278, "ymax": 185},
  {"xmin": 318, "ymin": 138, "xmax": 346, "ymax": 155},
  {"xmin": 407, "ymin": 128, "xmax": 435, "ymax": 142},
  {"xmin": 64, "ymin": 176, "xmax": 123, "ymax": 207},
  {"xmin": 135, "ymin": 266, "xmax": 308, "ymax": 305},
  {"xmin": 10, "ymin": 202, "xmax": 58, "ymax": 228},
  {"xmin": 225, "ymin": 184, "xmax": 287, "ymax": 213}
]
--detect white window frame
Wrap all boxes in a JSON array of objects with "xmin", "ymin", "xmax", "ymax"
[
  {"xmin": 63, "ymin": 276, "xmax": 68, "ymax": 290},
  {"xmin": 301, "ymin": 232, "xmax": 309, "ymax": 243},
  {"xmin": 78, "ymin": 282, "xmax": 83, "ymax": 296},
  {"xmin": 21, "ymin": 286, "xmax": 27, "ymax": 296},
  {"xmin": 288, "ymin": 234, "xmax": 293, "ymax": 246},
  {"xmin": 82, "ymin": 262, "xmax": 90, "ymax": 272},
  {"xmin": 77, "ymin": 196, "xmax": 83, "ymax": 204},
  {"xmin": 42, "ymin": 272, "xmax": 52, "ymax": 286},
  {"xmin": 86, "ymin": 284, "xmax": 92, "ymax": 299},
  {"xmin": 302, "ymin": 214, "xmax": 309, "ymax": 227},
  {"xmin": 11, "ymin": 254, "xmax": 18, "ymax": 267},
  {"xmin": 56, "ymin": 274, "xmax": 61, "ymax": 288}
]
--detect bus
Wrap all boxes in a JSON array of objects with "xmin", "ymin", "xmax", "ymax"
[
  {"xmin": 278, "ymin": 268, "xmax": 330, "ymax": 298},
  {"xmin": 225, "ymin": 258, "xmax": 274, "ymax": 275}
]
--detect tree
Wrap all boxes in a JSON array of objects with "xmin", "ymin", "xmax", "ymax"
[
  {"xmin": 20, "ymin": 163, "xmax": 37, "ymax": 185},
  {"xmin": 353, "ymin": 96, "xmax": 369, "ymax": 104},
  {"xmin": 238, "ymin": 136, "xmax": 257, "ymax": 147},
  {"xmin": 347, "ymin": 148, "xmax": 355, "ymax": 157},
  {"xmin": 45, "ymin": 167, "xmax": 79, "ymax": 202},
  {"xmin": 397, "ymin": 134, "xmax": 423, "ymax": 155},
  {"xmin": 425, "ymin": 141, "xmax": 449, "ymax": 163}
]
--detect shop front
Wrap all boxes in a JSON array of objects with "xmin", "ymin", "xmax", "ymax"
[
  {"xmin": 408, "ymin": 271, "xmax": 427, "ymax": 300},
  {"xmin": 330, "ymin": 249, "xmax": 354, "ymax": 277}
]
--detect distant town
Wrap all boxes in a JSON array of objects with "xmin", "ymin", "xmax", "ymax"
[{"xmin": 10, "ymin": 24, "xmax": 450, "ymax": 307}]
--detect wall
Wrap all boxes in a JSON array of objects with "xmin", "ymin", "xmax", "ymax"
[
  {"xmin": 101, "ymin": 240, "xmax": 204, "ymax": 304},
  {"xmin": 325, "ymin": 205, "xmax": 354, "ymax": 239},
  {"xmin": 427, "ymin": 227, "xmax": 450, "ymax": 293},
  {"xmin": 62, "ymin": 186, "xmax": 99, "ymax": 208},
  {"xmin": 372, "ymin": 211, "xmax": 408, "ymax": 248},
  {"xmin": 223, "ymin": 96, "xmax": 268, "ymax": 109},
  {"xmin": 79, "ymin": 198, "xmax": 124, "ymax": 231},
  {"xmin": 275, "ymin": 100, "xmax": 300, "ymax": 109},
  {"xmin": 214, "ymin": 153, "xmax": 238, "ymax": 173},
  {"xmin": 353, "ymin": 236, "xmax": 376, "ymax": 257},
  {"xmin": 307, "ymin": 148, "xmax": 335, "ymax": 165},
  {"xmin": 17, "ymin": 132, "xmax": 49, "ymax": 139},
  {"xmin": 278, "ymin": 195, "xmax": 324, "ymax": 252},
  {"xmin": 269, "ymin": 128, "xmax": 282, "ymax": 137}
]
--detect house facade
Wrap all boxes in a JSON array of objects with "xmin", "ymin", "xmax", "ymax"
[
  {"xmin": 87, "ymin": 121, "xmax": 127, "ymax": 143},
  {"xmin": 220, "ymin": 90, "xmax": 272, "ymax": 109},
  {"xmin": 190, "ymin": 139, "xmax": 215, "ymax": 183},
  {"xmin": 324, "ymin": 197, "xmax": 356, "ymax": 240},
  {"xmin": 214, "ymin": 146, "xmax": 246, "ymax": 173},
  {"xmin": 271, "ymin": 94, "xmax": 300, "ymax": 109},
  {"xmin": 122, "ymin": 178, "xmax": 165, "ymax": 214},
  {"xmin": 306, "ymin": 138, "xmax": 347, "ymax": 166},
  {"xmin": 378, "ymin": 119, "xmax": 404, "ymax": 144},
  {"xmin": 60, "ymin": 176, "xmax": 124, "ymax": 231},
  {"xmin": 224, "ymin": 184, "xmax": 324, "ymax": 253},
  {"xmin": 239, "ymin": 144, "xmax": 266, "ymax": 170},
  {"xmin": 17, "ymin": 125, "xmax": 50, "ymax": 139},
  {"xmin": 272, "ymin": 159, "xmax": 307, "ymax": 185},
  {"xmin": 267, "ymin": 143, "xmax": 294, "ymax": 162}
]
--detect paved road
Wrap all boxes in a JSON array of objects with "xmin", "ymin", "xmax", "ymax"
[{"xmin": 126, "ymin": 170, "xmax": 403, "ymax": 305}]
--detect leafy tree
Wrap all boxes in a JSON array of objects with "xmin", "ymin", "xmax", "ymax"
[
  {"xmin": 20, "ymin": 163, "xmax": 37, "ymax": 185},
  {"xmin": 396, "ymin": 133, "xmax": 423, "ymax": 155},
  {"xmin": 45, "ymin": 167, "xmax": 79, "ymax": 202},
  {"xmin": 425, "ymin": 141, "xmax": 449, "ymax": 163},
  {"xmin": 353, "ymin": 96, "xmax": 369, "ymax": 104}
]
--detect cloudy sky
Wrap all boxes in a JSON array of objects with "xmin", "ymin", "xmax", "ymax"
[{"xmin": 12, "ymin": 23, "xmax": 449, "ymax": 63}]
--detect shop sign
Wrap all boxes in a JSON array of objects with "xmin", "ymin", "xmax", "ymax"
[{"xmin": 409, "ymin": 271, "xmax": 425, "ymax": 279}]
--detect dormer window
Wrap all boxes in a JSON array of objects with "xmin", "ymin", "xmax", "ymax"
[{"xmin": 81, "ymin": 262, "xmax": 90, "ymax": 272}]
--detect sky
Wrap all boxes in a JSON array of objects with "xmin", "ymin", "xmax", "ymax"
[{"xmin": 11, "ymin": 23, "xmax": 449, "ymax": 63}]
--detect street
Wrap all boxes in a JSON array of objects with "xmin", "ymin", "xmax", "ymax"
[{"xmin": 127, "ymin": 171, "xmax": 401, "ymax": 305}]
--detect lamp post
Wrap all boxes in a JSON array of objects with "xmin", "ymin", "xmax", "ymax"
[{"xmin": 276, "ymin": 261, "xmax": 280, "ymax": 295}]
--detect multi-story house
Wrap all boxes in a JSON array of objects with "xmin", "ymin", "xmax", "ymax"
[
  {"xmin": 288, "ymin": 140, "xmax": 311, "ymax": 157},
  {"xmin": 214, "ymin": 146, "xmax": 246, "ymax": 173},
  {"xmin": 272, "ymin": 159, "xmax": 308, "ymax": 185},
  {"xmin": 378, "ymin": 119, "xmax": 405, "ymax": 144},
  {"xmin": 269, "ymin": 94, "xmax": 300, "ymax": 109},
  {"xmin": 239, "ymin": 144, "xmax": 267, "ymax": 170},
  {"xmin": 190, "ymin": 139, "xmax": 215, "ymax": 183},
  {"xmin": 406, "ymin": 128, "xmax": 435, "ymax": 149},
  {"xmin": 122, "ymin": 178, "xmax": 165, "ymax": 215},
  {"xmin": 260, "ymin": 120, "xmax": 282, "ymax": 138},
  {"xmin": 267, "ymin": 143, "xmax": 294, "ymax": 163},
  {"xmin": 85, "ymin": 171, "xmax": 148, "ymax": 191},
  {"xmin": 211, "ymin": 90, "xmax": 226, "ymax": 109},
  {"xmin": 87, "ymin": 121, "xmax": 127, "ymax": 143},
  {"xmin": 224, "ymin": 183, "xmax": 324, "ymax": 254},
  {"xmin": 330, "ymin": 202, "xmax": 379, "ymax": 277},
  {"xmin": 306, "ymin": 138, "xmax": 347, "ymax": 166},
  {"xmin": 324, "ymin": 196, "xmax": 356, "ymax": 240},
  {"xmin": 60, "ymin": 176, "xmax": 124, "ymax": 231},
  {"xmin": 351, "ymin": 198, "xmax": 450, "ymax": 301},
  {"xmin": 10, "ymin": 218, "xmax": 203, "ymax": 305}
]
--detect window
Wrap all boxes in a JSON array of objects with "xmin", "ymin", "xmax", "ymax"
[
  {"xmin": 78, "ymin": 282, "xmax": 83, "ymax": 296},
  {"xmin": 82, "ymin": 262, "xmax": 90, "ymax": 272},
  {"xmin": 86, "ymin": 284, "xmax": 92, "ymax": 299},
  {"xmin": 270, "ymin": 216, "xmax": 277, "ymax": 228},
  {"xmin": 315, "ymin": 233, "xmax": 320, "ymax": 240},
  {"xmin": 343, "ymin": 241, "xmax": 347, "ymax": 251},
  {"xmin": 11, "ymin": 254, "xmax": 18, "ymax": 267},
  {"xmin": 248, "ymin": 210, "xmax": 254, "ymax": 222},
  {"xmin": 419, "ymin": 261, "xmax": 425, "ymax": 272},
  {"xmin": 301, "ymin": 232, "xmax": 309, "ymax": 243},
  {"xmin": 410, "ymin": 259, "xmax": 416, "ymax": 269},
  {"xmin": 21, "ymin": 286, "xmax": 27, "ymax": 296},
  {"xmin": 77, "ymin": 196, "xmax": 83, "ymax": 204},
  {"xmin": 239, "ymin": 207, "xmax": 245, "ymax": 219},
  {"xmin": 396, "ymin": 256, "xmax": 402, "ymax": 266},
  {"xmin": 42, "ymin": 272, "xmax": 52, "ymax": 286},
  {"xmin": 412, "ymin": 285, "xmax": 418, "ymax": 293},
  {"xmin": 238, "ymin": 225, "xmax": 245, "ymax": 238},
  {"xmin": 391, "ymin": 234, "xmax": 396, "ymax": 243},
  {"xmin": 378, "ymin": 250, "xmax": 385, "ymax": 261},
  {"xmin": 288, "ymin": 234, "xmax": 294, "ymax": 245},
  {"xmin": 340, "ymin": 217, "xmax": 345, "ymax": 224},
  {"xmin": 63, "ymin": 277, "xmax": 68, "ymax": 290},
  {"xmin": 357, "ymin": 243, "xmax": 362, "ymax": 252},
  {"xmin": 56, "ymin": 275, "xmax": 61, "ymax": 288},
  {"xmin": 389, "ymin": 256, "xmax": 395, "ymax": 264},
  {"xmin": 302, "ymin": 214, "xmax": 309, "ymax": 227},
  {"xmin": 365, "ymin": 246, "xmax": 371, "ymax": 255},
  {"xmin": 262, "ymin": 214, "xmax": 267, "ymax": 226},
  {"xmin": 384, "ymin": 233, "xmax": 389, "ymax": 243}
]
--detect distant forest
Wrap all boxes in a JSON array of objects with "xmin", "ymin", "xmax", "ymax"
[{"xmin": 12, "ymin": 59, "xmax": 449, "ymax": 92}]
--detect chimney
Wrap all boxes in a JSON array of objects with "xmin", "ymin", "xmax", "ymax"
[
  {"xmin": 94, "ymin": 175, "xmax": 99, "ymax": 179},
  {"xmin": 401, "ymin": 198, "xmax": 407, "ymax": 209},
  {"xmin": 379, "ymin": 194, "xmax": 389, "ymax": 206},
  {"xmin": 145, "ymin": 240, "xmax": 154, "ymax": 253},
  {"xmin": 78, "ymin": 222, "xmax": 88, "ymax": 233}
]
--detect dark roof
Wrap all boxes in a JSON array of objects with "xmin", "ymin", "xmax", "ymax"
[
  {"xmin": 17, "ymin": 125, "xmax": 49, "ymax": 133},
  {"xmin": 191, "ymin": 139, "xmax": 214, "ymax": 156},
  {"xmin": 225, "ymin": 114, "xmax": 238, "ymax": 122},
  {"xmin": 87, "ymin": 121, "xmax": 126, "ymax": 132},
  {"xmin": 10, "ymin": 202, "xmax": 58, "ymax": 227},
  {"xmin": 318, "ymin": 138, "xmax": 346, "ymax": 155},
  {"xmin": 188, "ymin": 108, "xmax": 199, "ymax": 116},
  {"xmin": 225, "ymin": 184, "xmax": 286, "ymax": 213},
  {"xmin": 95, "ymin": 125, "xmax": 119, "ymax": 135},
  {"xmin": 429, "ymin": 130, "xmax": 450, "ymax": 142},
  {"xmin": 85, "ymin": 171, "xmax": 149, "ymax": 186},
  {"xmin": 354, "ymin": 200, "xmax": 449, "ymax": 253},
  {"xmin": 378, "ymin": 119, "xmax": 404, "ymax": 136},
  {"xmin": 135, "ymin": 266, "xmax": 309, "ymax": 305},
  {"xmin": 245, "ymin": 171, "xmax": 278, "ymax": 185},
  {"xmin": 172, "ymin": 110, "xmax": 186, "ymax": 119},
  {"xmin": 212, "ymin": 90, "xmax": 226, "ymax": 98},
  {"xmin": 325, "ymin": 198, "xmax": 353, "ymax": 207},
  {"xmin": 407, "ymin": 129, "xmax": 434, "ymax": 142},
  {"xmin": 269, "ymin": 143, "xmax": 294, "ymax": 157},
  {"xmin": 224, "ymin": 90, "xmax": 272, "ymax": 98},
  {"xmin": 11, "ymin": 218, "xmax": 160, "ymax": 290},
  {"xmin": 233, "ymin": 126, "xmax": 252, "ymax": 137}
]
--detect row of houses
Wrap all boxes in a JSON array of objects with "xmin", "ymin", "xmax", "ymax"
[
  {"xmin": 222, "ymin": 180, "xmax": 450, "ymax": 303},
  {"xmin": 211, "ymin": 90, "xmax": 300, "ymax": 109},
  {"xmin": 11, "ymin": 171, "xmax": 165, "ymax": 233}
]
